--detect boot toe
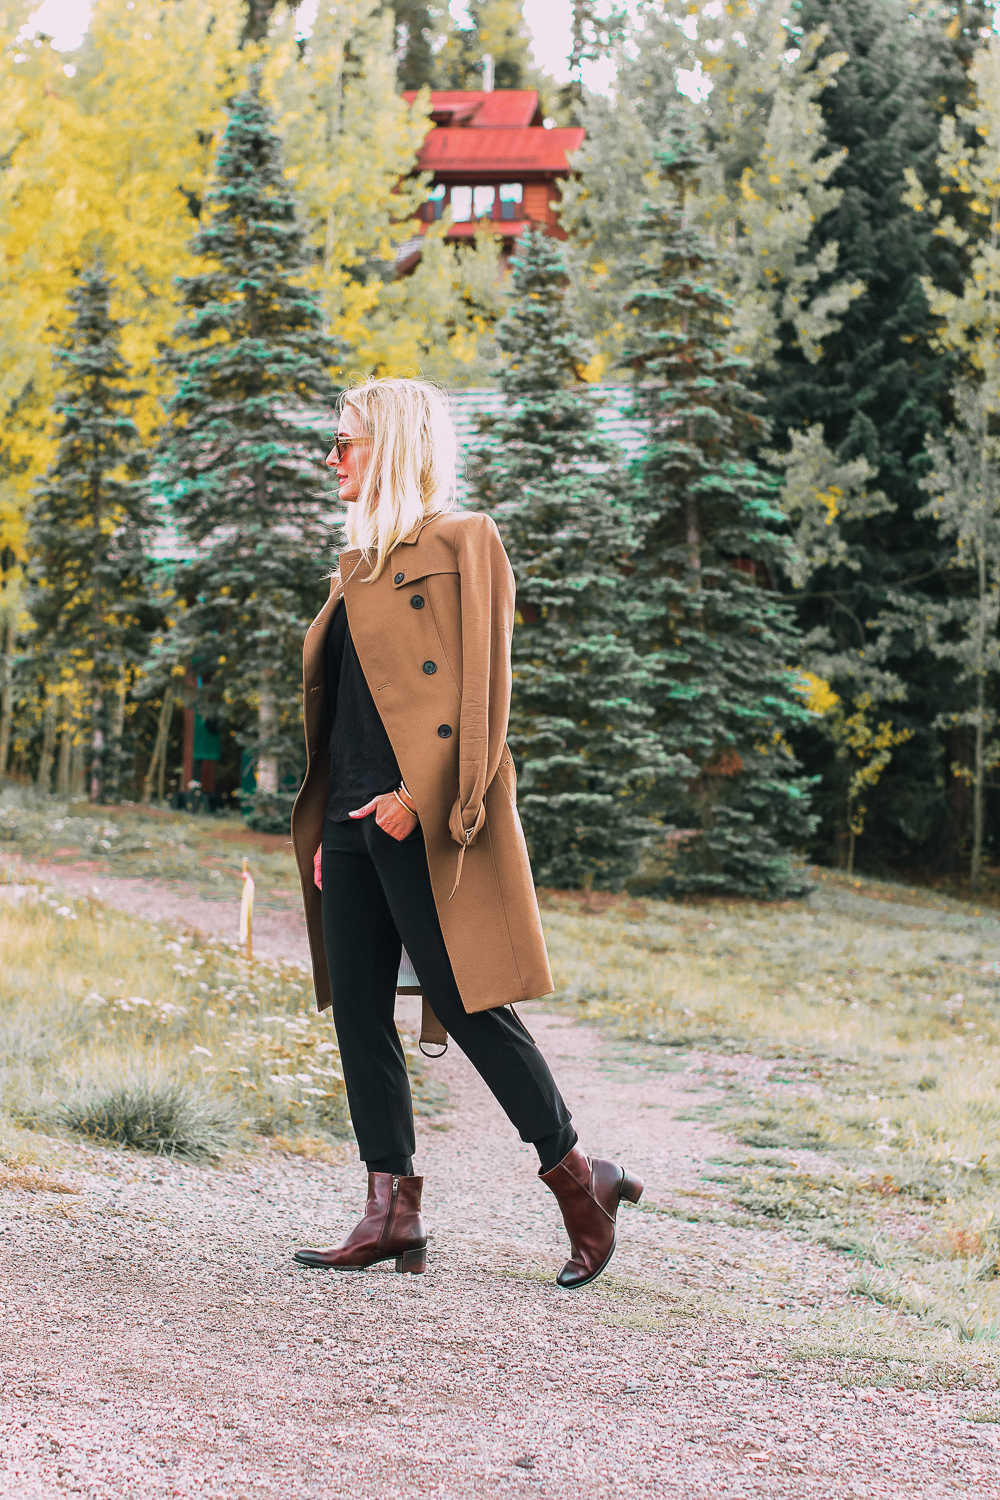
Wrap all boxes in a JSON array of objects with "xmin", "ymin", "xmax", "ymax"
[
  {"xmin": 556, "ymin": 1262, "xmax": 589, "ymax": 1289},
  {"xmin": 293, "ymin": 1247, "xmax": 335, "ymax": 1267}
]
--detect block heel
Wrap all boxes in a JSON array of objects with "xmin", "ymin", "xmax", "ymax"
[
  {"xmin": 619, "ymin": 1170, "xmax": 644, "ymax": 1205},
  {"xmin": 395, "ymin": 1246, "xmax": 427, "ymax": 1274}
]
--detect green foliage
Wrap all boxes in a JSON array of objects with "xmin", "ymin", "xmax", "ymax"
[
  {"xmin": 469, "ymin": 227, "xmax": 667, "ymax": 887},
  {"xmin": 559, "ymin": 2, "xmax": 860, "ymax": 373},
  {"xmin": 25, "ymin": 269, "xmax": 158, "ymax": 803},
  {"xmin": 157, "ymin": 73, "xmax": 340, "ymax": 832},
  {"xmin": 435, "ymin": 0, "xmax": 539, "ymax": 91},
  {"xmin": 624, "ymin": 118, "xmax": 816, "ymax": 897},
  {"xmin": 558, "ymin": 7, "xmax": 687, "ymax": 362},
  {"xmin": 758, "ymin": 0, "xmax": 972, "ymax": 873},
  {"xmin": 386, "ymin": 0, "xmax": 444, "ymax": 89},
  {"xmin": 894, "ymin": 384, "xmax": 1000, "ymax": 894}
]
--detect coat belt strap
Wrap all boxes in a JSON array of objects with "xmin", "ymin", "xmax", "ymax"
[{"xmin": 448, "ymin": 828, "xmax": 477, "ymax": 901}]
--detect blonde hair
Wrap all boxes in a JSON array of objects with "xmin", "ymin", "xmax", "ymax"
[{"xmin": 339, "ymin": 377, "xmax": 458, "ymax": 581}]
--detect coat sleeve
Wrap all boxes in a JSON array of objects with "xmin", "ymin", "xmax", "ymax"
[{"xmin": 448, "ymin": 512, "xmax": 515, "ymax": 848}]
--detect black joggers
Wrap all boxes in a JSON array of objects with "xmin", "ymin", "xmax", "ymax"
[{"xmin": 320, "ymin": 813, "xmax": 576, "ymax": 1175}]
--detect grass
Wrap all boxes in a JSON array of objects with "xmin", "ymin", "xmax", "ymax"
[
  {"xmin": 0, "ymin": 877, "xmax": 441, "ymax": 1162},
  {"xmin": 540, "ymin": 871, "xmax": 1000, "ymax": 1345},
  {"xmin": 0, "ymin": 785, "xmax": 299, "ymax": 903}
]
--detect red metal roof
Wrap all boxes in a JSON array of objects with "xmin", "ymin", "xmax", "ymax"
[
  {"xmin": 416, "ymin": 126, "xmax": 585, "ymax": 180},
  {"xmin": 402, "ymin": 90, "xmax": 543, "ymax": 128}
]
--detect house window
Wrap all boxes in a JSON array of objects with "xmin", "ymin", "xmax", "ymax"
[
  {"xmin": 424, "ymin": 184, "xmax": 445, "ymax": 222},
  {"xmin": 450, "ymin": 185, "xmax": 473, "ymax": 222},
  {"xmin": 499, "ymin": 183, "xmax": 522, "ymax": 221},
  {"xmin": 473, "ymin": 185, "xmax": 496, "ymax": 218}
]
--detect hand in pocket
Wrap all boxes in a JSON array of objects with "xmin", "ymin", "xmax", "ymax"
[{"xmin": 350, "ymin": 791, "xmax": 418, "ymax": 842}]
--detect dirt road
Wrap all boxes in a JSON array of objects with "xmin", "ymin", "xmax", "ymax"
[{"xmin": 0, "ymin": 867, "xmax": 996, "ymax": 1498}]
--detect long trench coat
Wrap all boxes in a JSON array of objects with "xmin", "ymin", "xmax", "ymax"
[{"xmin": 290, "ymin": 510, "xmax": 554, "ymax": 1047}]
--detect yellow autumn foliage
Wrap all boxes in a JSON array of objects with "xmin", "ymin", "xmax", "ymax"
[
  {"xmin": 797, "ymin": 670, "xmax": 839, "ymax": 717},
  {"xmin": 0, "ymin": 0, "xmax": 491, "ymax": 570},
  {"xmin": 0, "ymin": 0, "xmax": 247, "ymax": 562}
]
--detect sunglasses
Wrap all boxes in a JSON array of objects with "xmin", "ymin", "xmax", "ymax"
[{"xmin": 330, "ymin": 436, "xmax": 361, "ymax": 463}]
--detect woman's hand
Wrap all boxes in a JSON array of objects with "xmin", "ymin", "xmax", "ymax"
[
  {"xmin": 313, "ymin": 845, "xmax": 322, "ymax": 890},
  {"xmin": 350, "ymin": 790, "xmax": 418, "ymax": 842}
]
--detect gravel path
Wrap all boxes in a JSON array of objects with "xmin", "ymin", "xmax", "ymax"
[{"xmin": 1, "ymin": 867, "xmax": 998, "ymax": 1498}]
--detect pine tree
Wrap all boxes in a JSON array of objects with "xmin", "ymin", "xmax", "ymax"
[
  {"xmin": 469, "ymin": 227, "xmax": 667, "ymax": 888},
  {"xmin": 625, "ymin": 117, "xmax": 816, "ymax": 897},
  {"xmin": 158, "ymin": 72, "xmax": 340, "ymax": 831},
  {"xmin": 26, "ymin": 269, "xmax": 156, "ymax": 803},
  {"xmin": 756, "ymin": 0, "xmax": 975, "ymax": 873}
]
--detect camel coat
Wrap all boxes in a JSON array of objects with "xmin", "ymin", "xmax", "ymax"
[{"xmin": 290, "ymin": 510, "xmax": 553, "ymax": 1046}]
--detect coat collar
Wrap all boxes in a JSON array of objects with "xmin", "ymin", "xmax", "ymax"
[{"xmin": 337, "ymin": 512, "xmax": 444, "ymax": 579}]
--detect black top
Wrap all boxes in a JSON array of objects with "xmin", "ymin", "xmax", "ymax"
[{"xmin": 324, "ymin": 603, "xmax": 402, "ymax": 822}]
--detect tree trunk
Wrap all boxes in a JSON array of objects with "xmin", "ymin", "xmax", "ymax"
[
  {"xmin": 143, "ymin": 693, "xmax": 174, "ymax": 804},
  {"xmin": 0, "ymin": 614, "xmax": 16, "ymax": 777},
  {"xmin": 972, "ymin": 671, "xmax": 986, "ymax": 896},
  {"xmin": 36, "ymin": 696, "xmax": 57, "ymax": 793},
  {"xmin": 971, "ymin": 503, "xmax": 989, "ymax": 896},
  {"xmin": 257, "ymin": 680, "xmax": 278, "ymax": 795},
  {"xmin": 256, "ymin": 587, "xmax": 278, "ymax": 795},
  {"xmin": 948, "ymin": 726, "xmax": 971, "ymax": 873},
  {"xmin": 105, "ymin": 683, "xmax": 126, "ymax": 803},
  {"xmin": 846, "ymin": 792, "xmax": 856, "ymax": 876},
  {"xmin": 685, "ymin": 495, "xmax": 700, "ymax": 583},
  {"xmin": 70, "ymin": 738, "xmax": 86, "ymax": 799},
  {"xmin": 57, "ymin": 727, "xmax": 72, "ymax": 798},
  {"xmin": 90, "ymin": 687, "xmax": 104, "ymax": 803}
]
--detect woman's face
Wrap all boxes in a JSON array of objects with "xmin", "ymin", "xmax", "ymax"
[{"xmin": 327, "ymin": 403, "xmax": 369, "ymax": 504}]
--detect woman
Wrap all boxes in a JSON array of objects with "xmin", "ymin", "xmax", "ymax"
[{"xmin": 290, "ymin": 377, "xmax": 642, "ymax": 1288}]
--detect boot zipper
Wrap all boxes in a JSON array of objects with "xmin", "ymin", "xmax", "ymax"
[{"xmin": 377, "ymin": 1175, "xmax": 400, "ymax": 1251}]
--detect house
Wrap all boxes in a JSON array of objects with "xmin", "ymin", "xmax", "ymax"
[{"xmin": 396, "ymin": 89, "xmax": 585, "ymax": 271}]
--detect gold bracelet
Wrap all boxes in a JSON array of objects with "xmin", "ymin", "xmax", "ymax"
[{"xmin": 393, "ymin": 788, "xmax": 417, "ymax": 816}]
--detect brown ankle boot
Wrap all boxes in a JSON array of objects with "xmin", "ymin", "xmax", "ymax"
[
  {"xmin": 540, "ymin": 1146, "xmax": 643, "ymax": 1289},
  {"xmin": 294, "ymin": 1173, "xmax": 426, "ymax": 1273}
]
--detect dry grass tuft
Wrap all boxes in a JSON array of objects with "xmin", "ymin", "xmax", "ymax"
[
  {"xmin": 0, "ymin": 1165, "xmax": 77, "ymax": 1193},
  {"xmin": 0, "ymin": 875, "xmax": 437, "ymax": 1163},
  {"xmin": 268, "ymin": 1134, "xmax": 355, "ymax": 1164}
]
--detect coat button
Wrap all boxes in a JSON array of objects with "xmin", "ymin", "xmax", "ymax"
[
  {"xmin": 410, "ymin": 595, "xmax": 424, "ymax": 609},
  {"xmin": 437, "ymin": 724, "xmax": 452, "ymax": 738},
  {"xmin": 393, "ymin": 572, "xmax": 404, "ymax": 584},
  {"xmin": 422, "ymin": 661, "xmax": 437, "ymax": 675}
]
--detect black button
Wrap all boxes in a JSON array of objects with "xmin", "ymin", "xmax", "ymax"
[
  {"xmin": 437, "ymin": 724, "xmax": 452, "ymax": 738},
  {"xmin": 410, "ymin": 595, "xmax": 424, "ymax": 609},
  {"xmin": 393, "ymin": 572, "xmax": 404, "ymax": 584},
  {"xmin": 422, "ymin": 661, "xmax": 437, "ymax": 675}
]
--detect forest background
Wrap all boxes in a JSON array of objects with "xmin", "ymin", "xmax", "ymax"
[{"xmin": 4, "ymin": 0, "xmax": 1000, "ymax": 901}]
